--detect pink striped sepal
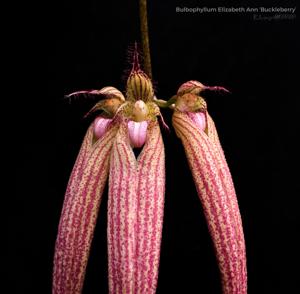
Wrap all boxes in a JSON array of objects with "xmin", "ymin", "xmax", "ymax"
[
  {"xmin": 108, "ymin": 121, "xmax": 165, "ymax": 293},
  {"xmin": 172, "ymin": 110, "xmax": 247, "ymax": 294}
]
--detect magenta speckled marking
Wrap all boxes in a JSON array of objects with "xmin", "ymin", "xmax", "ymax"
[
  {"xmin": 174, "ymin": 114, "xmax": 247, "ymax": 294},
  {"xmin": 108, "ymin": 125, "xmax": 138, "ymax": 292},
  {"xmin": 107, "ymin": 122, "xmax": 164, "ymax": 294},
  {"xmin": 173, "ymin": 111, "xmax": 246, "ymax": 293},
  {"xmin": 135, "ymin": 129, "xmax": 157, "ymax": 292},
  {"xmin": 63, "ymin": 130, "xmax": 115, "ymax": 292},
  {"xmin": 175, "ymin": 123, "xmax": 237, "ymax": 291},
  {"xmin": 138, "ymin": 131, "xmax": 162, "ymax": 293},
  {"xmin": 54, "ymin": 126, "xmax": 94, "ymax": 293},
  {"xmin": 147, "ymin": 146, "xmax": 164, "ymax": 291},
  {"xmin": 71, "ymin": 147, "xmax": 112, "ymax": 290},
  {"xmin": 121, "ymin": 142, "xmax": 134, "ymax": 294},
  {"xmin": 206, "ymin": 114, "xmax": 247, "ymax": 293},
  {"xmin": 53, "ymin": 123, "xmax": 118, "ymax": 294}
]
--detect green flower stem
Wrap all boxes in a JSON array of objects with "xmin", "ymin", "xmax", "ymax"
[
  {"xmin": 139, "ymin": 0, "xmax": 152, "ymax": 78},
  {"xmin": 153, "ymin": 96, "xmax": 177, "ymax": 109}
]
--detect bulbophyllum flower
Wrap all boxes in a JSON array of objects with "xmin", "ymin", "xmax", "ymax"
[
  {"xmin": 53, "ymin": 53, "xmax": 165, "ymax": 294},
  {"xmin": 54, "ymin": 45, "xmax": 248, "ymax": 293},
  {"xmin": 172, "ymin": 80, "xmax": 247, "ymax": 294}
]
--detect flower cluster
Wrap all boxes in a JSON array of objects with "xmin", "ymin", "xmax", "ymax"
[{"xmin": 53, "ymin": 53, "xmax": 247, "ymax": 294}]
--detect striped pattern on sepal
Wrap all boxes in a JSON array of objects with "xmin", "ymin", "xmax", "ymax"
[
  {"xmin": 134, "ymin": 121, "xmax": 165, "ymax": 294},
  {"xmin": 108, "ymin": 121, "xmax": 165, "ymax": 294},
  {"xmin": 172, "ymin": 111, "xmax": 247, "ymax": 294},
  {"xmin": 206, "ymin": 113, "xmax": 247, "ymax": 293},
  {"xmin": 108, "ymin": 122, "xmax": 139, "ymax": 293},
  {"xmin": 53, "ymin": 122, "xmax": 119, "ymax": 294}
]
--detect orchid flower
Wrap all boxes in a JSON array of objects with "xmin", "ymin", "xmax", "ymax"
[
  {"xmin": 53, "ymin": 51, "xmax": 165, "ymax": 294},
  {"xmin": 172, "ymin": 80, "xmax": 247, "ymax": 294}
]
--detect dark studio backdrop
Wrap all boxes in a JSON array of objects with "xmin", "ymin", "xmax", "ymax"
[{"xmin": 11, "ymin": 0, "xmax": 299, "ymax": 293}]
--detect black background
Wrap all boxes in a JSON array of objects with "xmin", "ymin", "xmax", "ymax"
[{"xmin": 11, "ymin": 0, "xmax": 299, "ymax": 293}]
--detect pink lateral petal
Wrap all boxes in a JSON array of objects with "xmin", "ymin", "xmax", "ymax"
[
  {"xmin": 187, "ymin": 111, "xmax": 207, "ymax": 131},
  {"xmin": 94, "ymin": 117, "xmax": 113, "ymax": 139}
]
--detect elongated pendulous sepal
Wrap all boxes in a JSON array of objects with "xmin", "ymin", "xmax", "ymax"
[
  {"xmin": 53, "ymin": 121, "xmax": 119, "ymax": 294},
  {"xmin": 172, "ymin": 111, "xmax": 247, "ymax": 294},
  {"xmin": 108, "ymin": 120, "xmax": 165, "ymax": 294}
]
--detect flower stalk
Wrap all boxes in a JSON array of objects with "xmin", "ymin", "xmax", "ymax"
[{"xmin": 139, "ymin": 0, "xmax": 152, "ymax": 78}]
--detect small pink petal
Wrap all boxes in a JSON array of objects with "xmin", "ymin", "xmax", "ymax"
[
  {"xmin": 188, "ymin": 112, "xmax": 207, "ymax": 131},
  {"xmin": 93, "ymin": 117, "xmax": 113, "ymax": 139},
  {"xmin": 128, "ymin": 120, "xmax": 148, "ymax": 148}
]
